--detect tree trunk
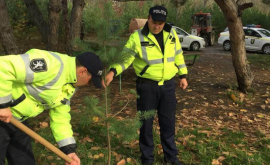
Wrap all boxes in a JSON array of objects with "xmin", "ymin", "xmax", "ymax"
[
  {"xmin": 0, "ymin": 0, "xmax": 20, "ymax": 54},
  {"xmin": 66, "ymin": 0, "xmax": 85, "ymax": 55},
  {"xmin": 62, "ymin": 0, "xmax": 70, "ymax": 47},
  {"xmin": 24, "ymin": 0, "xmax": 49, "ymax": 44},
  {"xmin": 214, "ymin": 0, "xmax": 253, "ymax": 93},
  {"xmin": 47, "ymin": 0, "xmax": 61, "ymax": 51}
]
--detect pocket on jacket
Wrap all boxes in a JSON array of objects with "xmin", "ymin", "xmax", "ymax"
[{"xmin": 10, "ymin": 94, "xmax": 43, "ymax": 119}]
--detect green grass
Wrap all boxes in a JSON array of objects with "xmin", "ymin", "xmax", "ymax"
[
  {"xmin": 175, "ymin": 127, "xmax": 270, "ymax": 165},
  {"xmin": 247, "ymin": 54, "xmax": 270, "ymax": 70},
  {"xmin": 28, "ymin": 114, "xmax": 270, "ymax": 165}
]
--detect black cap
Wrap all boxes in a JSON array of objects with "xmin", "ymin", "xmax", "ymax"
[
  {"xmin": 149, "ymin": 6, "xmax": 167, "ymax": 22},
  {"xmin": 77, "ymin": 52, "xmax": 103, "ymax": 88}
]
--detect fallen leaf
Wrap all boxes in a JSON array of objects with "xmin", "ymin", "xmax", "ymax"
[
  {"xmin": 83, "ymin": 136, "xmax": 93, "ymax": 143},
  {"xmin": 219, "ymin": 99, "xmax": 224, "ymax": 104},
  {"xmin": 211, "ymin": 159, "xmax": 220, "ymax": 165},
  {"xmin": 218, "ymin": 155, "xmax": 226, "ymax": 162},
  {"xmin": 240, "ymin": 109, "xmax": 247, "ymax": 112},
  {"xmin": 40, "ymin": 122, "xmax": 49, "ymax": 128},
  {"xmin": 117, "ymin": 159, "xmax": 126, "ymax": 165},
  {"xmin": 99, "ymin": 153, "xmax": 104, "ymax": 158},
  {"xmin": 92, "ymin": 116, "xmax": 99, "ymax": 122},
  {"xmin": 231, "ymin": 94, "xmax": 237, "ymax": 102},
  {"xmin": 157, "ymin": 144, "xmax": 162, "ymax": 149},
  {"xmin": 91, "ymin": 147, "xmax": 100, "ymax": 150},
  {"xmin": 93, "ymin": 155, "xmax": 99, "ymax": 159},
  {"xmin": 127, "ymin": 158, "xmax": 132, "ymax": 163},
  {"xmin": 222, "ymin": 152, "xmax": 230, "ymax": 155},
  {"xmin": 47, "ymin": 156, "xmax": 54, "ymax": 161}
]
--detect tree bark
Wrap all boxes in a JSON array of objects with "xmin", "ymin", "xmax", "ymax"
[
  {"xmin": 47, "ymin": 0, "xmax": 61, "ymax": 51},
  {"xmin": 214, "ymin": 0, "xmax": 254, "ymax": 93},
  {"xmin": 66, "ymin": 0, "xmax": 85, "ymax": 55},
  {"xmin": 24, "ymin": 0, "xmax": 49, "ymax": 44},
  {"xmin": 62, "ymin": 0, "xmax": 70, "ymax": 47},
  {"xmin": 0, "ymin": 0, "xmax": 20, "ymax": 54}
]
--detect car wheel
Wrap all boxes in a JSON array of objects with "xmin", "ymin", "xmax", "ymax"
[
  {"xmin": 190, "ymin": 41, "xmax": 200, "ymax": 51},
  {"xmin": 262, "ymin": 44, "xmax": 270, "ymax": 55},
  {"xmin": 223, "ymin": 41, "xmax": 231, "ymax": 51}
]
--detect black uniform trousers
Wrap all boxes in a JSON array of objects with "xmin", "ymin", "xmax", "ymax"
[
  {"xmin": 0, "ymin": 120, "xmax": 35, "ymax": 165},
  {"xmin": 136, "ymin": 77, "xmax": 178, "ymax": 163}
]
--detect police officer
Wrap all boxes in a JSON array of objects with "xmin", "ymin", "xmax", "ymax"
[
  {"xmin": 105, "ymin": 5, "xmax": 187, "ymax": 165},
  {"xmin": 0, "ymin": 49, "xmax": 103, "ymax": 165}
]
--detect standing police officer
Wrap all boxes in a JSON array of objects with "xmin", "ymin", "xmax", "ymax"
[
  {"xmin": 0, "ymin": 49, "xmax": 103, "ymax": 165},
  {"xmin": 105, "ymin": 5, "xmax": 187, "ymax": 165}
]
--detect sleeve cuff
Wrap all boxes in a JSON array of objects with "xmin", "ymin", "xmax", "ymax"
[
  {"xmin": 110, "ymin": 68, "xmax": 117, "ymax": 77},
  {"xmin": 0, "ymin": 101, "xmax": 12, "ymax": 109},
  {"xmin": 179, "ymin": 74, "xmax": 187, "ymax": 79},
  {"xmin": 60, "ymin": 144, "xmax": 77, "ymax": 155}
]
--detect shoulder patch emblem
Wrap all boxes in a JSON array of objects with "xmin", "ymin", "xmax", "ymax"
[{"xmin": 30, "ymin": 58, "xmax": 47, "ymax": 72}]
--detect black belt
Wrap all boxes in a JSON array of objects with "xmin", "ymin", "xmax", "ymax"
[
  {"xmin": 136, "ymin": 77, "xmax": 173, "ymax": 85},
  {"xmin": 10, "ymin": 94, "xmax": 26, "ymax": 107}
]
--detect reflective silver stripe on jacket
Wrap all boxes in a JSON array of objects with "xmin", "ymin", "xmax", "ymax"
[
  {"xmin": 58, "ymin": 137, "xmax": 76, "ymax": 147},
  {"xmin": 0, "ymin": 94, "xmax": 12, "ymax": 104},
  {"xmin": 176, "ymin": 49, "xmax": 183, "ymax": 55},
  {"xmin": 138, "ymin": 29, "xmax": 150, "ymax": 64},
  {"xmin": 178, "ymin": 64, "xmax": 187, "ymax": 69},
  {"xmin": 138, "ymin": 29, "xmax": 176, "ymax": 65},
  {"xmin": 20, "ymin": 52, "xmax": 64, "ymax": 108},
  {"xmin": 171, "ymin": 30, "xmax": 183, "ymax": 57}
]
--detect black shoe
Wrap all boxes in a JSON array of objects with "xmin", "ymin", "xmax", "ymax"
[{"xmin": 166, "ymin": 160, "xmax": 185, "ymax": 165}]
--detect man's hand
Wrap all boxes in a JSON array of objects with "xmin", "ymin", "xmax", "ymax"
[
  {"xmin": 179, "ymin": 78, "xmax": 188, "ymax": 90},
  {"xmin": 0, "ymin": 107, "xmax": 12, "ymax": 123},
  {"xmin": 66, "ymin": 153, "xmax": 80, "ymax": 165},
  {"xmin": 105, "ymin": 71, "xmax": 115, "ymax": 87}
]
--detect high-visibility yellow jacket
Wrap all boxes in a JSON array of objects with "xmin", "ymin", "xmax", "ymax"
[
  {"xmin": 0, "ymin": 49, "xmax": 77, "ymax": 148},
  {"xmin": 111, "ymin": 23, "xmax": 187, "ymax": 85}
]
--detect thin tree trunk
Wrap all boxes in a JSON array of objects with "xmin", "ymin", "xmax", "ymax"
[
  {"xmin": 0, "ymin": 0, "xmax": 20, "ymax": 54},
  {"xmin": 214, "ymin": 0, "xmax": 254, "ymax": 93},
  {"xmin": 66, "ymin": 0, "xmax": 85, "ymax": 55},
  {"xmin": 62, "ymin": 0, "xmax": 70, "ymax": 47},
  {"xmin": 48, "ymin": 0, "xmax": 61, "ymax": 51},
  {"xmin": 24, "ymin": 0, "xmax": 49, "ymax": 44}
]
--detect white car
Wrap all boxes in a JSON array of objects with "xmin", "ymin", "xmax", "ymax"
[
  {"xmin": 218, "ymin": 27, "xmax": 270, "ymax": 54},
  {"xmin": 172, "ymin": 26, "xmax": 205, "ymax": 51}
]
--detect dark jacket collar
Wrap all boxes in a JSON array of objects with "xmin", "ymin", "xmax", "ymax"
[{"xmin": 141, "ymin": 21, "xmax": 172, "ymax": 36}]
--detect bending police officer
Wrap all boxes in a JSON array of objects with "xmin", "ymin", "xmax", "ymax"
[{"xmin": 0, "ymin": 49, "xmax": 103, "ymax": 165}]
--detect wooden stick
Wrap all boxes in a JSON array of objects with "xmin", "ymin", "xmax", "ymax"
[{"xmin": 10, "ymin": 116, "xmax": 73, "ymax": 163}]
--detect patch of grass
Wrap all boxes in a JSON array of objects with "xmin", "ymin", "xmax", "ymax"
[
  {"xmin": 175, "ymin": 127, "xmax": 269, "ymax": 165},
  {"xmin": 247, "ymin": 54, "xmax": 270, "ymax": 70},
  {"xmin": 29, "ymin": 116, "xmax": 270, "ymax": 165}
]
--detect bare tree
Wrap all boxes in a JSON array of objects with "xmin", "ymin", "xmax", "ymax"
[
  {"xmin": 62, "ymin": 0, "xmax": 70, "ymax": 46},
  {"xmin": 214, "ymin": 0, "xmax": 254, "ymax": 93},
  {"xmin": 66, "ymin": 0, "xmax": 85, "ymax": 55},
  {"xmin": 24, "ymin": 0, "xmax": 49, "ymax": 44},
  {"xmin": 48, "ymin": 0, "xmax": 61, "ymax": 51},
  {"xmin": 0, "ymin": 0, "xmax": 20, "ymax": 54}
]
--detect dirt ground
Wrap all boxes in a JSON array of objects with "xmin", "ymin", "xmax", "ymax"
[{"xmin": 71, "ymin": 44, "xmax": 270, "ymax": 142}]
